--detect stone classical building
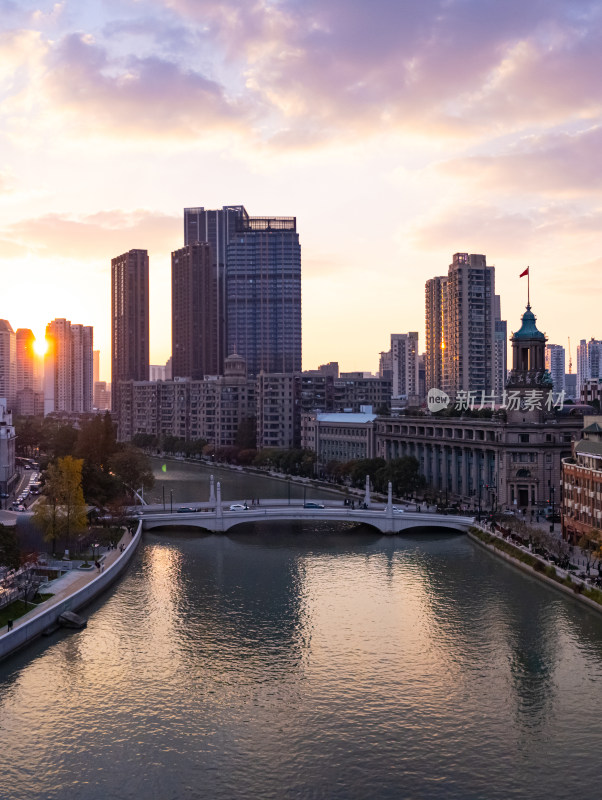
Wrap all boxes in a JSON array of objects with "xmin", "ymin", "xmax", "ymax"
[
  {"xmin": 562, "ymin": 417, "xmax": 602, "ymax": 544},
  {"xmin": 301, "ymin": 409, "xmax": 377, "ymax": 470},
  {"xmin": 376, "ymin": 304, "xmax": 585, "ymax": 512}
]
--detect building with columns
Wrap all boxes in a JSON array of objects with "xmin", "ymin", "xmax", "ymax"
[{"xmin": 376, "ymin": 304, "xmax": 585, "ymax": 512}]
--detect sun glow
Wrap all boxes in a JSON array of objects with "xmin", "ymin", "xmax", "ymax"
[{"xmin": 33, "ymin": 337, "xmax": 48, "ymax": 356}]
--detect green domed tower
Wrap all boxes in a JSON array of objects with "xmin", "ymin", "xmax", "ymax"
[{"xmin": 506, "ymin": 304, "xmax": 553, "ymax": 422}]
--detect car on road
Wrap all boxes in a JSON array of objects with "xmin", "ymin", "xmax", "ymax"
[
  {"xmin": 177, "ymin": 507, "xmax": 197, "ymax": 513},
  {"xmin": 304, "ymin": 502, "xmax": 325, "ymax": 509},
  {"xmin": 229, "ymin": 503, "xmax": 247, "ymax": 511},
  {"xmin": 392, "ymin": 506, "xmax": 405, "ymax": 513},
  {"xmin": 16, "ymin": 505, "xmax": 26, "ymax": 512}
]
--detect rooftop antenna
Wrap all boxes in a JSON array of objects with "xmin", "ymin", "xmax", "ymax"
[{"xmin": 568, "ymin": 337, "xmax": 572, "ymax": 374}]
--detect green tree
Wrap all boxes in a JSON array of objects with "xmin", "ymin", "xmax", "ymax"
[
  {"xmin": 33, "ymin": 456, "xmax": 88, "ymax": 554},
  {"xmin": 109, "ymin": 446, "xmax": 155, "ymax": 496},
  {"xmin": 0, "ymin": 524, "xmax": 20, "ymax": 570},
  {"xmin": 32, "ymin": 462, "xmax": 64, "ymax": 555}
]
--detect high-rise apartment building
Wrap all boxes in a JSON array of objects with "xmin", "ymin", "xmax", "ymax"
[
  {"xmin": 0, "ymin": 320, "xmax": 16, "ymax": 408},
  {"xmin": 15, "ymin": 328, "xmax": 43, "ymax": 415},
  {"xmin": 172, "ymin": 242, "xmax": 218, "ymax": 379},
  {"xmin": 493, "ymin": 295, "xmax": 507, "ymax": 398},
  {"xmin": 184, "ymin": 206, "xmax": 248, "ymax": 373},
  {"xmin": 390, "ymin": 332, "xmax": 420, "ymax": 403},
  {"xmin": 111, "ymin": 249, "xmax": 150, "ymax": 415},
  {"xmin": 443, "ymin": 253, "xmax": 496, "ymax": 396},
  {"xmin": 577, "ymin": 338, "xmax": 602, "ymax": 395},
  {"xmin": 93, "ymin": 350, "xmax": 100, "ymax": 384},
  {"xmin": 545, "ymin": 344, "xmax": 565, "ymax": 395},
  {"xmin": 424, "ymin": 276, "xmax": 447, "ymax": 393},
  {"xmin": 44, "ymin": 318, "xmax": 93, "ymax": 414},
  {"xmin": 226, "ymin": 216, "xmax": 302, "ymax": 376}
]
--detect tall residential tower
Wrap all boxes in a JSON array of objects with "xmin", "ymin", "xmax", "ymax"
[{"xmin": 111, "ymin": 249, "xmax": 150, "ymax": 415}]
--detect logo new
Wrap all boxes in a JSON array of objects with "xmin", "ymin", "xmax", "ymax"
[{"xmin": 427, "ymin": 388, "xmax": 450, "ymax": 413}]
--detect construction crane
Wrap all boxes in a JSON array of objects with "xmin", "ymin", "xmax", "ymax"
[{"xmin": 568, "ymin": 337, "xmax": 572, "ymax": 374}]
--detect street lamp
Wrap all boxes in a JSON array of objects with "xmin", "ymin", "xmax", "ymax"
[
  {"xmin": 550, "ymin": 485, "xmax": 555, "ymax": 534},
  {"xmin": 170, "ymin": 489, "xmax": 173, "ymax": 513}
]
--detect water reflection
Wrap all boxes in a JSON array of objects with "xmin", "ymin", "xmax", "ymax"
[{"xmin": 2, "ymin": 529, "xmax": 602, "ymax": 799}]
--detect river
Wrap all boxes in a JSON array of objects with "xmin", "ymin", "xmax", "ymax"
[{"xmin": 1, "ymin": 460, "xmax": 602, "ymax": 798}]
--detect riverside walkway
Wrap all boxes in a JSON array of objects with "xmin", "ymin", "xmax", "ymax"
[{"xmin": 0, "ymin": 525, "xmax": 141, "ymax": 662}]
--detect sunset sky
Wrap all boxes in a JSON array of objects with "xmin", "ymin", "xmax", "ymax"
[{"xmin": 2, "ymin": 0, "xmax": 601, "ymax": 381}]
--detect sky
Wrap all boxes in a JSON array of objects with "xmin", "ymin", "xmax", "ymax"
[{"xmin": 1, "ymin": 0, "xmax": 602, "ymax": 382}]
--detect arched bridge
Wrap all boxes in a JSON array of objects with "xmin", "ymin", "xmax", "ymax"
[{"xmin": 134, "ymin": 502, "xmax": 474, "ymax": 535}]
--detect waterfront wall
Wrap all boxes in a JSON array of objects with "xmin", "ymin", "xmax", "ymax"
[
  {"xmin": 468, "ymin": 530, "xmax": 602, "ymax": 615},
  {"xmin": 0, "ymin": 523, "xmax": 142, "ymax": 663}
]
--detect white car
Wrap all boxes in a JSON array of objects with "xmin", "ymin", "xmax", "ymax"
[
  {"xmin": 392, "ymin": 506, "xmax": 405, "ymax": 513},
  {"xmin": 229, "ymin": 503, "xmax": 247, "ymax": 511}
]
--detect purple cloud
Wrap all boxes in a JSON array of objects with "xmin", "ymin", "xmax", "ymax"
[
  {"xmin": 441, "ymin": 126, "xmax": 602, "ymax": 195},
  {"xmin": 44, "ymin": 33, "xmax": 254, "ymax": 137},
  {"xmin": 2, "ymin": 209, "xmax": 181, "ymax": 259}
]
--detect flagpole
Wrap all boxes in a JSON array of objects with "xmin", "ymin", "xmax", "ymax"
[{"xmin": 528, "ymin": 267, "xmax": 530, "ymax": 307}]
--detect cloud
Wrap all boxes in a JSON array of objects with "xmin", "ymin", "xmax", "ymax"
[
  {"xmin": 440, "ymin": 126, "xmax": 602, "ymax": 195},
  {"xmin": 1, "ymin": 209, "xmax": 181, "ymax": 260},
  {"xmin": 410, "ymin": 202, "xmax": 602, "ymax": 257},
  {"xmin": 162, "ymin": 0, "xmax": 602, "ymax": 142},
  {"xmin": 42, "ymin": 33, "xmax": 255, "ymax": 139}
]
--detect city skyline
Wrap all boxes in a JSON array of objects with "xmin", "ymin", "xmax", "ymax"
[{"xmin": 2, "ymin": 1, "xmax": 601, "ymax": 381}]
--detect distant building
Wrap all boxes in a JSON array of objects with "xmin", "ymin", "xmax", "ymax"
[
  {"xmin": 577, "ymin": 338, "xmax": 602, "ymax": 396},
  {"xmin": 494, "ymin": 296, "xmax": 507, "ymax": 398},
  {"xmin": 424, "ymin": 276, "xmax": 447, "ymax": 394},
  {"xmin": 0, "ymin": 398, "xmax": 17, "ymax": 498},
  {"xmin": 581, "ymin": 378, "xmax": 602, "ymax": 408},
  {"xmin": 149, "ymin": 365, "xmax": 166, "ymax": 382},
  {"xmin": 227, "ymin": 216, "xmax": 302, "ymax": 377},
  {"xmin": 44, "ymin": 318, "xmax": 93, "ymax": 415},
  {"xmin": 300, "ymin": 373, "xmax": 335, "ymax": 414},
  {"xmin": 444, "ymin": 253, "xmax": 496, "ymax": 397},
  {"xmin": 318, "ymin": 362, "xmax": 339, "ymax": 378},
  {"xmin": 390, "ymin": 332, "xmax": 420, "ymax": 405},
  {"xmin": 0, "ymin": 320, "xmax": 16, "ymax": 408},
  {"xmin": 172, "ymin": 242, "xmax": 219, "ymax": 379},
  {"xmin": 93, "ymin": 350, "xmax": 100, "ymax": 384},
  {"xmin": 184, "ymin": 205, "xmax": 246, "ymax": 372},
  {"xmin": 111, "ymin": 249, "xmax": 150, "ymax": 418},
  {"xmin": 301, "ymin": 409, "xmax": 377, "ymax": 470},
  {"xmin": 116, "ymin": 356, "xmax": 255, "ymax": 446},
  {"xmin": 545, "ymin": 344, "xmax": 566, "ymax": 395},
  {"xmin": 378, "ymin": 350, "xmax": 392, "ymax": 381},
  {"xmin": 334, "ymin": 375, "xmax": 392, "ymax": 413},
  {"xmin": 94, "ymin": 381, "xmax": 111, "ymax": 411},
  {"xmin": 565, "ymin": 374, "xmax": 577, "ymax": 401},
  {"xmin": 562, "ymin": 417, "xmax": 602, "ymax": 543},
  {"xmin": 256, "ymin": 373, "xmax": 300, "ymax": 450},
  {"xmin": 15, "ymin": 328, "xmax": 43, "ymax": 415}
]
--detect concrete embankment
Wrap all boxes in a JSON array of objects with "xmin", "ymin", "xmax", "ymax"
[
  {"xmin": 0, "ymin": 522, "xmax": 142, "ymax": 663},
  {"xmin": 468, "ymin": 528, "xmax": 602, "ymax": 615}
]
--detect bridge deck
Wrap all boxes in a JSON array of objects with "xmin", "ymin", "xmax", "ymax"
[{"xmin": 132, "ymin": 503, "xmax": 474, "ymax": 534}]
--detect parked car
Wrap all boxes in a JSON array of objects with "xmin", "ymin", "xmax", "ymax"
[{"xmin": 304, "ymin": 501, "xmax": 325, "ymax": 508}]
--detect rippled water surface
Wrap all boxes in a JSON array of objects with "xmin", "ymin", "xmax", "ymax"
[{"xmin": 2, "ymin": 525, "xmax": 602, "ymax": 799}]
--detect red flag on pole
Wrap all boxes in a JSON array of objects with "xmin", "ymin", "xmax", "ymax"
[{"xmin": 520, "ymin": 267, "xmax": 529, "ymax": 277}]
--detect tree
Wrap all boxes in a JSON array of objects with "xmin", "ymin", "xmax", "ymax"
[
  {"xmin": 33, "ymin": 456, "xmax": 88, "ymax": 554},
  {"xmin": 32, "ymin": 462, "xmax": 64, "ymax": 555},
  {"xmin": 109, "ymin": 446, "xmax": 155, "ymax": 496},
  {"xmin": 0, "ymin": 524, "xmax": 20, "ymax": 570}
]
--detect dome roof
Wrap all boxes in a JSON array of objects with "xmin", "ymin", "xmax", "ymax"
[{"xmin": 512, "ymin": 305, "xmax": 546, "ymax": 341}]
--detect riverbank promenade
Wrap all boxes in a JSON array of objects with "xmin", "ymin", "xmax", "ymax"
[{"xmin": 0, "ymin": 526, "xmax": 141, "ymax": 662}]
